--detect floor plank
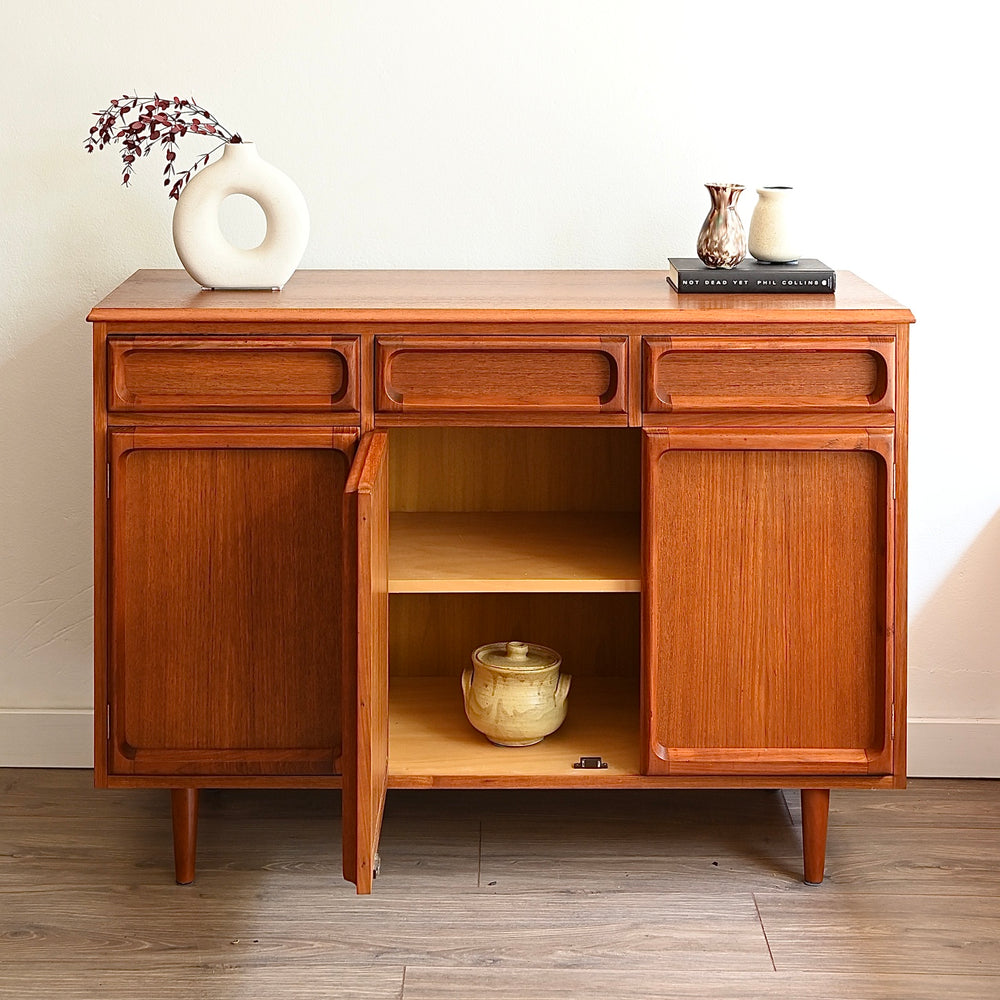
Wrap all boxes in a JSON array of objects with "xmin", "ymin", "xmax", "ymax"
[
  {"xmin": 0, "ymin": 884, "xmax": 772, "ymax": 971},
  {"xmin": 478, "ymin": 813, "xmax": 1000, "ymax": 895},
  {"xmin": 401, "ymin": 967, "xmax": 1000, "ymax": 1000},
  {"xmin": 479, "ymin": 792, "xmax": 803, "ymax": 891},
  {"xmin": 756, "ymin": 890, "xmax": 1000, "ymax": 974},
  {"xmin": 0, "ymin": 811, "xmax": 480, "ymax": 891},
  {"xmin": 1, "ymin": 770, "xmax": 998, "ymax": 998},
  {"xmin": 784, "ymin": 779, "xmax": 1000, "ymax": 828},
  {"xmin": 0, "ymin": 964, "xmax": 402, "ymax": 1000}
]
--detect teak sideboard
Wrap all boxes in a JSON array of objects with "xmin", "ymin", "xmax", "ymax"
[{"xmin": 90, "ymin": 269, "xmax": 912, "ymax": 893}]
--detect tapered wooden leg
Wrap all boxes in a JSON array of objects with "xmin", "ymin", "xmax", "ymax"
[
  {"xmin": 801, "ymin": 787, "xmax": 830, "ymax": 885},
  {"xmin": 170, "ymin": 788, "xmax": 199, "ymax": 885}
]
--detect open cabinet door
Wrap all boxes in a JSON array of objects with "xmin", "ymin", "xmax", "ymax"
[{"xmin": 342, "ymin": 432, "xmax": 390, "ymax": 893}]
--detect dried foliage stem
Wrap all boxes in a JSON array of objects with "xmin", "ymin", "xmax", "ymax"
[{"xmin": 85, "ymin": 94, "xmax": 241, "ymax": 199}]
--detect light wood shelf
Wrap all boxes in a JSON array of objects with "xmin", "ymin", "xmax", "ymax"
[
  {"xmin": 387, "ymin": 676, "xmax": 640, "ymax": 784},
  {"xmin": 388, "ymin": 511, "xmax": 640, "ymax": 593}
]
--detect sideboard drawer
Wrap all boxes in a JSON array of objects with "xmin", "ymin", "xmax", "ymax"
[
  {"xmin": 108, "ymin": 336, "xmax": 359, "ymax": 412},
  {"xmin": 643, "ymin": 336, "xmax": 894, "ymax": 413},
  {"xmin": 375, "ymin": 336, "xmax": 628, "ymax": 417}
]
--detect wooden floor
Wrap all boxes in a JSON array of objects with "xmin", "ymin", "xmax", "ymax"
[{"xmin": 2, "ymin": 770, "xmax": 998, "ymax": 999}]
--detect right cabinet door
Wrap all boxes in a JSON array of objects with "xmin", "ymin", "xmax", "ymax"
[{"xmin": 642, "ymin": 428, "xmax": 895, "ymax": 776}]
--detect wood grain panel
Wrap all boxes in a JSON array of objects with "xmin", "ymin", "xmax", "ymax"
[
  {"xmin": 107, "ymin": 428, "xmax": 357, "ymax": 777},
  {"xmin": 376, "ymin": 336, "xmax": 627, "ymax": 415},
  {"xmin": 343, "ymin": 432, "xmax": 390, "ymax": 894},
  {"xmin": 388, "ymin": 427, "xmax": 640, "ymax": 513},
  {"xmin": 89, "ymin": 269, "xmax": 912, "ymax": 889},
  {"xmin": 643, "ymin": 430, "xmax": 894, "ymax": 776},
  {"xmin": 892, "ymin": 324, "xmax": 909, "ymax": 786},
  {"xmin": 389, "ymin": 592, "xmax": 640, "ymax": 679},
  {"xmin": 88, "ymin": 269, "xmax": 915, "ymax": 325},
  {"xmin": 644, "ymin": 336, "xmax": 893, "ymax": 412},
  {"xmin": 388, "ymin": 511, "xmax": 640, "ymax": 592},
  {"xmin": 108, "ymin": 336, "xmax": 358, "ymax": 412},
  {"xmin": 387, "ymin": 676, "xmax": 639, "ymax": 783},
  {"xmin": 93, "ymin": 323, "xmax": 110, "ymax": 787}
]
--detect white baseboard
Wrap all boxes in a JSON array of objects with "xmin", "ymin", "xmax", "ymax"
[
  {"xmin": 0, "ymin": 709, "xmax": 93, "ymax": 767},
  {"xmin": 907, "ymin": 719, "xmax": 1000, "ymax": 778},
  {"xmin": 1, "ymin": 710, "xmax": 996, "ymax": 776}
]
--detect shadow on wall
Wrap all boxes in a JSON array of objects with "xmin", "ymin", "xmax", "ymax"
[
  {"xmin": 0, "ymin": 309, "xmax": 94, "ymax": 708},
  {"xmin": 908, "ymin": 507, "xmax": 1000, "ymax": 777}
]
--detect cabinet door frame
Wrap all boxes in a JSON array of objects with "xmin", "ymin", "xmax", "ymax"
[
  {"xmin": 642, "ymin": 427, "xmax": 896, "ymax": 777},
  {"xmin": 105, "ymin": 425, "xmax": 358, "ymax": 778},
  {"xmin": 341, "ymin": 431, "xmax": 390, "ymax": 894}
]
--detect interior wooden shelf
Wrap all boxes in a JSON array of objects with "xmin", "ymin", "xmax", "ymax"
[
  {"xmin": 387, "ymin": 675, "xmax": 640, "ymax": 784},
  {"xmin": 388, "ymin": 511, "xmax": 640, "ymax": 593}
]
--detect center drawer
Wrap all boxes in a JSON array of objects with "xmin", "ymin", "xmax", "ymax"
[
  {"xmin": 108, "ymin": 336, "xmax": 359, "ymax": 412},
  {"xmin": 375, "ymin": 335, "xmax": 628, "ymax": 419}
]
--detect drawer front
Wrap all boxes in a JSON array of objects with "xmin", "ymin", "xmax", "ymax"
[
  {"xmin": 643, "ymin": 336, "xmax": 894, "ymax": 413},
  {"xmin": 376, "ymin": 336, "xmax": 628, "ymax": 415},
  {"xmin": 108, "ymin": 336, "xmax": 359, "ymax": 412}
]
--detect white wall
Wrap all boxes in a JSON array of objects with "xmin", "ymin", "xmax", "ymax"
[{"xmin": 1, "ymin": 0, "xmax": 997, "ymax": 773}]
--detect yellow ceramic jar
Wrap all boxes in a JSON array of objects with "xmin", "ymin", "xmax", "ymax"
[{"xmin": 462, "ymin": 641, "xmax": 571, "ymax": 747}]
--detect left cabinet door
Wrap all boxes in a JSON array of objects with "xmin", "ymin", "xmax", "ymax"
[{"xmin": 106, "ymin": 427, "xmax": 359, "ymax": 778}]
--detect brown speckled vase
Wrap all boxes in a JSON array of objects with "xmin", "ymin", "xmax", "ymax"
[{"xmin": 696, "ymin": 182, "xmax": 747, "ymax": 269}]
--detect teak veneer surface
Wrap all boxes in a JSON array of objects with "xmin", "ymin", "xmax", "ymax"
[
  {"xmin": 91, "ymin": 269, "xmax": 911, "ymax": 891},
  {"xmin": 89, "ymin": 268, "xmax": 913, "ymax": 324},
  {"xmin": 108, "ymin": 432, "xmax": 355, "ymax": 778},
  {"xmin": 388, "ymin": 511, "xmax": 641, "ymax": 592},
  {"xmin": 387, "ymin": 677, "xmax": 639, "ymax": 783}
]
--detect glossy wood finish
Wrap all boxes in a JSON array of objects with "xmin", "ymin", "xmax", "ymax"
[
  {"xmin": 342, "ymin": 433, "xmax": 391, "ymax": 893},
  {"xmin": 107, "ymin": 428, "xmax": 356, "ymax": 777},
  {"xmin": 88, "ymin": 269, "xmax": 914, "ymax": 325},
  {"xmin": 388, "ymin": 511, "xmax": 640, "ymax": 592},
  {"xmin": 92, "ymin": 270, "xmax": 911, "ymax": 892},
  {"xmin": 169, "ymin": 788, "xmax": 197, "ymax": 884},
  {"xmin": 643, "ymin": 429, "xmax": 894, "ymax": 779},
  {"xmin": 388, "ymin": 677, "xmax": 639, "ymax": 784},
  {"xmin": 375, "ymin": 335, "xmax": 627, "ymax": 420},
  {"xmin": 802, "ymin": 788, "xmax": 831, "ymax": 885},
  {"xmin": 387, "ymin": 426, "xmax": 641, "ymax": 512},
  {"xmin": 388, "ymin": 592, "xmax": 641, "ymax": 681},
  {"xmin": 643, "ymin": 334, "xmax": 893, "ymax": 413},
  {"xmin": 108, "ymin": 335, "xmax": 358, "ymax": 412}
]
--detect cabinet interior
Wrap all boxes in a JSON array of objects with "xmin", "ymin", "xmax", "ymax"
[{"xmin": 385, "ymin": 427, "xmax": 643, "ymax": 781}]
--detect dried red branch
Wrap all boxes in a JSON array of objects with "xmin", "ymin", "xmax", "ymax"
[{"xmin": 84, "ymin": 94, "xmax": 242, "ymax": 199}]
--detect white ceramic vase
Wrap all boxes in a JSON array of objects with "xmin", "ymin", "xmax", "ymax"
[
  {"xmin": 748, "ymin": 186, "xmax": 798, "ymax": 264},
  {"xmin": 172, "ymin": 141, "xmax": 309, "ymax": 289}
]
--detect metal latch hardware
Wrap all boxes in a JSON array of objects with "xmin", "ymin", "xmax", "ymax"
[{"xmin": 572, "ymin": 755, "xmax": 608, "ymax": 769}]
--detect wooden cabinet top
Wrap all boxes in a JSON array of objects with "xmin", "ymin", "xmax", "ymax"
[{"xmin": 89, "ymin": 269, "xmax": 914, "ymax": 326}]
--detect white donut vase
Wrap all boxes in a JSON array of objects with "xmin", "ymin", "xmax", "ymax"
[{"xmin": 172, "ymin": 142, "xmax": 309, "ymax": 289}]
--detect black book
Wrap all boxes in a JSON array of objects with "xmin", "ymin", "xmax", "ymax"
[{"xmin": 667, "ymin": 258, "xmax": 836, "ymax": 294}]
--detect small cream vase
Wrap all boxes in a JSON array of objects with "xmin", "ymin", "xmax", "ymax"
[
  {"xmin": 462, "ymin": 641, "xmax": 571, "ymax": 747},
  {"xmin": 748, "ymin": 185, "xmax": 799, "ymax": 264}
]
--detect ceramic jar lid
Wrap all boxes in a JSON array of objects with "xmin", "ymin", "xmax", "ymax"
[{"xmin": 473, "ymin": 640, "xmax": 561, "ymax": 672}]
